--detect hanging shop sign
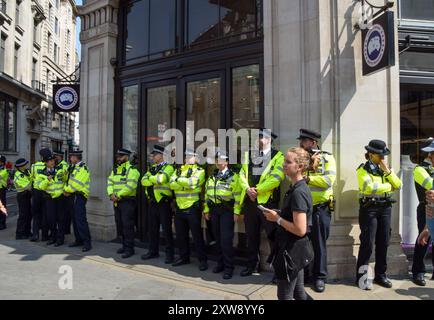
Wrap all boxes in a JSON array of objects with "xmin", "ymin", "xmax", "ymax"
[{"xmin": 53, "ymin": 84, "xmax": 80, "ymax": 112}]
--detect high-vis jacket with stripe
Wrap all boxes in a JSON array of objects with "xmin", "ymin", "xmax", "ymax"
[
  {"xmin": 239, "ymin": 150, "xmax": 285, "ymax": 206},
  {"xmin": 0, "ymin": 166, "xmax": 7, "ymax": 189},
  {"xmin": 357, "ymin": 161, "xmax": 402, "ymax": 198},
  {"xmin": 31, "ymin": 161, "xmax": 45, "ymax": 190},
  {"xmin": 56, "ymin": 160, "xmax": 69, "ymax": 184},
  {"xmin": 414, "ymin": 160, "xmax": 434, "ymax": 203},
  {"xmin": 64, "ymin": 162, "xmax": 91, "ymax": 198},
  {"xmin": 141, "ymin": 162, "xmax": 174, "ymax": 203},
  {"xmin": 306, "ymin": 152, "xmax": 336, "ymax": 206},
  {"xmin": 107, "ymin": 161, "xmax": 140, "ymax": 200},
  {"xmin": 13, "ymin": 169, "xmax": 32, "ymax": 193},
  {"xmin": 36, "ymin": 167, "xmax": 65, "ymax": 199},
  {"xmin": 203, "ymin": 169, "xmax": 242, "ymax": 215},
  {"xmin": 169, "ymin": 164, "xmax": 205, "ymax": 210}
]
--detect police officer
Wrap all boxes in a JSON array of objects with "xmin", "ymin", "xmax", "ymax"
[
  {"xmin": 64, "ymin": 150, "xmax": 92, "ymax": 252},
  {"xmin": 107, "ymin": 148, "xmax": 140, "ymax": 258},
  {"xmin": 0, "ymin": 155, "xmax": 8, "ymax": 230},
  {"xmin": 356, "ymin": 140, "xmax": 402, "ymax": 289},
  {"xmin": 13, "ymin": 158, "xmax": 32, "ymax": 239},
  {"xmin": 54, "ymin": 150, "xmax": 72, "ymax": 235},
  {"xmin": 170, "ymin": 149, "xmax": 207, "ymax": 271},
  {"xmin": 203, "ymin": 151, "xmax": 241, "ymax": 279},
  {"xmin": 238, "ymin": 128, "xmax": 285, "ymax": 277},
  {"xmin": 141, "ymin": 144, "xmax": 175, "ymax": 264},
  {"xmin": 30, "ymin": 149, "xmax": 51, "ymax": 241},
  {"xmin": 412, "ymin": 139, "xmax": 434, "ymax": 286},
  {"xmin": 35, "ymin": 151, "xmax": 65, "ymax": 246},
  {"xmin": 297, "ymin": 128, "xmax": 336, "ymax": 292}
]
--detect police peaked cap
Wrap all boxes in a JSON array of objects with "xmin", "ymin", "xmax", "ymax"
[
  {"xmin": 53, "ymin": 150, "xmax": 64, "ymax": 156},
  {"xmin": 215, "ymin": 150, "xmax": 229, "ymax": 160},
  {"xmin": 116, "ymin": 148, "xmax": 132, "ymax": 156},
  {"xmin": 258, "ymin": 128, "xmax": 278, "ymax": 139},
  {"xmin": 39, "ymin": 148, "xmax": 52, "ymax": 157},
  {"xmin": 421, "ymin": 138, "xmax": 434, "ymax": 153},
  {"xmin": 40, "ymin": 148, "xmax": 54, "ymax": 161},
  {"xmin": 15, "ymin": 158, "xmax": 29, "ymax": 168},
  {"xmin": 297, "ymin": 128, "xmax": 321, "ymax": 141},
  {"xmin": 151, "ymin": 145, "xmax": 165, "ymax": 155},
  {"xmin": 69, "ymin": 150, "xmax": 83, "ymax": 156}
]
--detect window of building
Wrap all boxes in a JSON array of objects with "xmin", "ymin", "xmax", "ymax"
[
  {"xmin": 66, "ymin": 53, "xmax": 70, "ymax": 68},
  {"xmin": 49, "ymin": 3, "xmax": 52, "ymax": 23},
  {"xmin": 14, "ymin": 44, "xmax": 19, "ymax": 79},
  {"xmin": 401, "ymin": 84, "xmax": 434, "ymax": 161},
  {"xmin": 51, "ymin": 140, "xmax": 62, "ymax": 152},
  {"xmin": 53, "ymin": 43, "xmax": 58, "ymax": 62},
  {"xmin": 232, "ymin": 64, "xmax": 260, "ymax": 130},
  {"xmin": 52, "ymin": 111, "xmax": 60, "ymax": 129},
  {"xmin": 0, "ymin": 95, "xmax": 17, "ymax": 152},
  {"xmin": 46, "ymin": 69, "xmax": 50, "ymax": 90},
  {"xmin": 67, "ymin": 29, "xmax": 71, "ymax": 46},
  {"xmin": 0, "ymin": 34, "xmax": 6, "ymax": 73},
  {"xmin": 33, "ymin": 21, "xmax": 39, "ymax": 44},
  {"xmin": 47, "ymin": 32, "xmax": 52, "ymax": 53},
  {"xmin": 123, "ymin": 0, "xmax": 262, "ymax": 64},
  {"xmin": 55, "ymin": 17, "xmax": 59, "ymax": 34},
  {"xmin": 122, "ymin": 85, "xmax": 139, "ymax": 152},
  {"xmin": 32, "ymin": 59, "xmax": 37, "ymax": 82},
  {"xmin": 15, "ymin": 0, "xmax": 20, "ymax": 26},
  {"xmin": 399, "ymin": 0, "xmax": 434, "ymax": 22}
]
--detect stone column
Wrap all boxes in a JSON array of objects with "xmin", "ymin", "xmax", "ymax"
[
  {"xmin": 78, "ymin": 0, "xmax": 119, "ymax": 241},
  {"xmin": 264, "ymin": 0, "xmax": 408, "ymax": 279}
]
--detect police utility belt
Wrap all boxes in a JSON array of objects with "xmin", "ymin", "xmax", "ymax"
[
  {"xmin": 207, "ymin": 198, "xmax": 234, "ymax": 211},
  {"xmin": 359, "ymin": 196, "xmax": 396, "ymax": 207}
]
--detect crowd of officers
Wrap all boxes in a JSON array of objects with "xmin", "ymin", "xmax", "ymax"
[
  {"xmin": 0, "ymin": 149, "xmax": 92, "ymax": 252},
  {"xmin": 2, "ymin": 128, "xmax": 434, "ymax": 292}
]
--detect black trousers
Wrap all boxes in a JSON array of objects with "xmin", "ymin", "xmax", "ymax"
[
  {"xmin": 72, "ymin": 194, "xmax": 92, "ymax": 247},
  {"xmin": 243, "ymin": 198, "xmax": 277, "ymax": 269},
  {"xmin": 174, "ymin": 205, "xmax": 207, "ymax": 262},
  {"xmin": 0, "ymin": 188, "xmax": 6, "ymax": 228},
  {"xmin": 210, "ymin": 205, "xmax": 235, "ymax": 271},
  {"xmin": 356, "ymin": 204, "xmax": 392, "ymax": 278},
  {"xmin": 148, "ymin": 200, "xmax": 174, "ymax": 257},
  {"xmin": 46, "ymin": 197, "xmax": 66, "ymax": 243},
  {"xmin": 114, "ymin": 199, "xmax": 136, "ymax": 253},
  {"xmin": 31, "ymin": 189, "xmax": 48, "ymax": 239},
  {"xmin": 309, "ymin": 204, "xmax": 331, "ymax": 280},
  {"xmin": 16, "ymin": 191, "xmax": 32, "ymax": 237},
  {"xmin": 63, "ymin": 195, "xmax": 74, "ymax": 235},
  {"xmin": 277, "ymin": 269, "xmax": 307, "ymax": 300},
  {"xmin": 412, "ymin": 203, "xmax": 434, "ymax": 275}
]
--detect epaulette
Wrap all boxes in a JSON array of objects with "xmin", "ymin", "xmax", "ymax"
[{"xmin": 357, "ymin": 163, "xmax": 365, "ymax": 169}]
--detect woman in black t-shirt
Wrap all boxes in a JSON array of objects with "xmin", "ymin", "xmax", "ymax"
[{"xmin": 263, "ymin": 147, "xmax": 313, "ymax": 300}]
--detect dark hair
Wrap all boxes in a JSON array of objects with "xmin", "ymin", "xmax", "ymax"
[{"xmin": 365, "ymin": 152, "xmax": 370, "ymax": 160}]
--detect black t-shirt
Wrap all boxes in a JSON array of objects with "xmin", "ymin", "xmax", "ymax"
[{"xmin": 276, "ymin": 179, "xmax": 313, "ymax": 242}]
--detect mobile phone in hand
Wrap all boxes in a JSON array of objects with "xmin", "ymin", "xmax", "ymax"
[{"xmin": 257, "ymin": 205, "xmax": 267, "ymax": 211}]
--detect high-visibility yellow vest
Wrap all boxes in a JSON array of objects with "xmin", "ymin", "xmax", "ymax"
[
  {"xmin": 31, "ymin": 161, "xmax": 45, "ymax": 190},
  {"xmin": 203, "ymin": 169, "xmax": 242, "ymax": 215},
  {"xmin": 107, "ymin": 161, "xmax": 140, "ymax": 200},
  {"xmin": 413, "ymin": 161, "xmax": 434, "ymax": 203},
  {"xmin": 56, "ymin": 160, "xmax": 69, "ymax": 184},
  {"xmin": 13, "ymin": 169, "xmax": 32, "ymax": 193},
  {"xmin": 306, "ymin": 152, "xmax": 336, "ymax": 206},
  {"xmin": 239, "ymin": 150, "xmax": 284, "ymax": 206},
  {"xmin": 141, "ymin": 162, "xmax": 174, "ymax": 203},
  {"xmin": 64, "ymin": 162, "xmax": 91, "ymax": 198},
  {"xmin": 357, "ymin": 161, "xmax": 402, "ymax": 198},
  {"xmin": 170, "ymin": 164, "xmax": 205, "ymax": 210},
  {"xmin": 0, "ymin": 167, "xmax": 7, "ymax": 189},
  {"xmin": 36, "ymin": 167, "xmax": 65, "ymax": 199}
]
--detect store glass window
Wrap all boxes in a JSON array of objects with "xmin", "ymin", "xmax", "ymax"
[
  {"xmin": 399, "ymin": 0, "xmax": 434, "ymax": 22},
  {"xmin": 401, "ymin": 84, "xmax": 434, "ymax": 162},
  {"xmin": 122, "ymin": 85, "xmax": 139, "ymax": 152},
  {"xmin": 400, "ymin": 51, "xmax": 434, "ymax": 72},
  {"xmin": 146, "ymin": 85, "xmax": 177, "ymax": 154},
  {"xmin": 0, "ymin": 95, "xmax": 17, "ymax": 152},
  {"xmin": 232, "ymin": 64, "xmax": 260, "ymax": 130}
]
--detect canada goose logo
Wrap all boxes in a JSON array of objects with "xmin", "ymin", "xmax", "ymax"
[
  {"xmin": 55, "ymin": 87, "xmax": 78, "ymax": 111},
  {"xmin": 363, "ymin": 24, "xmax": 386, "ymax": 68}
]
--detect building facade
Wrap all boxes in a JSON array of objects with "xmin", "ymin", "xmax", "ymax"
[
  {"xmin": 0, "ymin": 0, "xmax": 77, "ymax": 166},
  {"xmin": 77, "ymin": 0, "xmax": 434, "ymax": 279}
]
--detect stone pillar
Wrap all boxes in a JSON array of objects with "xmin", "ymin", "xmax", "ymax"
[
  {"xmin": 78, "ymin": 0, "xmax": 119, "ymax": 241},
  {"xmin": 264, "ymin": 0, "xmax": 408, "ymax": 279}
]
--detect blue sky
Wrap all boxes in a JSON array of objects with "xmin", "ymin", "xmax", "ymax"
[{"xmin": 75, "ymin": 0, "xmax": 82, "ymax": 60}]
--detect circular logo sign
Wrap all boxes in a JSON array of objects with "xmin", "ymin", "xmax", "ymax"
[
  {"xmin": 363, "ymin": 24, "xmax": 386, "ymax": 68},
  {"xmin": 55, "ymin": 86, "xmax": 78, "ymax": 111}
]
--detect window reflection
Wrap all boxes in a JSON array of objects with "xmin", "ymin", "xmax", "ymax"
[
  {"xmin": 122, "ymin": 85, "xmax": 139, "ymax": 152},
  {"xmin": 400, "ymin": 84, "xmax": 434, "ymax": 162},
  {"xmin": 146, "ymin": 85, "xmax": 177, "ymax": 155},
  {"xmin": 400, "ymin": 0, "xmax": 434, "ymax": 22},
  {"xmin": 125, "ymin": 0, "xmax": 149, "ymax": 62},
  {"xmin": 232, "ymin": 65, "xmax": 260, "ymax": 130}
]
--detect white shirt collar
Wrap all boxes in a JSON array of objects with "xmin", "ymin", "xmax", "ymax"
[{"xmin": 220, "ymin": 167, "xmax": 228, "ymax": 175}]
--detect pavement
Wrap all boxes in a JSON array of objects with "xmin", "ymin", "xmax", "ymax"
[{"xmin": 1, "ymin": 192, "xmax": 434, "ymax": 300}]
